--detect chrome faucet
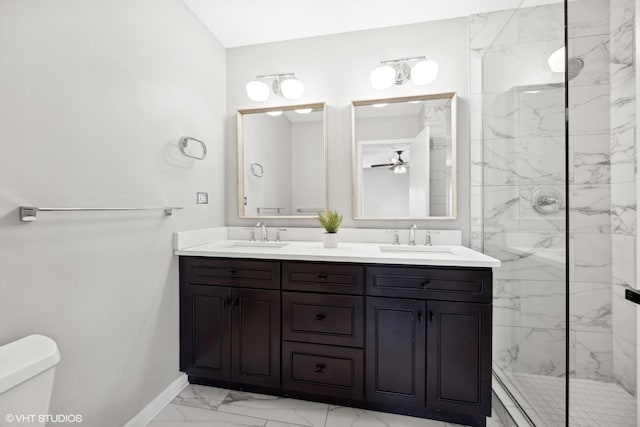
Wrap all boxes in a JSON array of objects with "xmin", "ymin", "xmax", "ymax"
[
  {"xmin": 256, "ymin": 221, "xmax": 268, "ymax": 242},
  {"xmin": 409, "ymin": 224, "xmax": 418, "ymax": 246}
]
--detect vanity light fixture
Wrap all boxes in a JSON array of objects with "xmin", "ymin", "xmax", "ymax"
[
  {"xmin": 265, "ymin": 110, "xmax": 283, "ymax": 117},
  {"xmin": 294, "ymin": 108, "xmax": 313, "ymax": 114},
  {"xmin": 246, "ymin": 73, "xmax": 304, "ymax": 101},
  {"xmin": 370, "ymin": 56, "xmax": 439, "ymax": 90},
  {"xmin": 372, "ymin": 103, "xmax": 389, "ymax": 108}
]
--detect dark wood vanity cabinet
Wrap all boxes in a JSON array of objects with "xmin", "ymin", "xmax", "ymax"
[
  {"xmin": 179, "ymin": 258, "xmax": 280, "ymax": 388},
  {"xmin": 180, "ymin": 256, "xmax": 492, "ymax": 427}
]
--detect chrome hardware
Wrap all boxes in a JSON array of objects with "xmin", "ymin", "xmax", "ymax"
[
  {"xmin": 19, "ymin": 206, "xmax": 182, "ymax": 222},
  {"xmin": 250, "ymin": 162, "xmax": 264, "ymax": 178},
  {"xmin": 386, "ymin": 230, "xmax": 400, "ymax": 245},
  {"xmin": 425, "ymin": 231, "xmax": 432, "ymax": 246},
  {"xmin": 532, "ymin": 188, "xmax": 562, "ymax": 215},
  {"xmin": 178, "ymin": 136, "xmax": 207, "ymax": 160},
  {"xmin": 243, "ymin": 227, "xmax": 256, "ymax": 241},
  {"xmin": 409, "ymin": 224, "xmax": 418, "ymax": 246},
  {"xmin": 256, "ymin": 221, "xmax": 268, "ymax": 242},
  {"xmin": 275, "ymin": 228, "xmax": 287, "ymax": 242}
]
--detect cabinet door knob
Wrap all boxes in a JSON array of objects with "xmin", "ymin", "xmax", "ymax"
[
  {"xmin": 314, "ymin": 364, "xmax": 326, "ymax": 373},
  {"xmin": 315, "ymin": 313, "xmax": 326, "ymax": 321},
  {"xmin": 421, "ymin": 280, "xmax": 432, "ymax": 289},
  {"xmin": 316, "ymin": 273, "xmax": 328, "ymax": 280},
  {"xmin": 223, "ymin": 296, "xmax": 232, "ymax": 306},
  {"xmin": 429, "ymin": 311, "xmax": 434, "ymax": 323},
  {"xmin": 417, "ymin": 311, "xmax": 423, "ymax": 323}
]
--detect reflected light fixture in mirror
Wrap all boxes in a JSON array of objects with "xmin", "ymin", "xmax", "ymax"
[
  {"xmin": 265, "ymin": 110, "xmax": 283, "ymax": 116},
  {"xmin": 370, "ymin": 56, "xmax": 439, "ymax": 90},
  {"xmin": 295, "ymin": 108, "xmax": 312, "ymax": 114},
  {"xmin": 548, "ymin": 46, "xmax": 565, "ymax": 72},
  {"xmin": 246, "ymin": 73, "xmax": 305, "ymax": 101}
]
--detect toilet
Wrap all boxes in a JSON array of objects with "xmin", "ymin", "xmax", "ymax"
[{"xmin": 0, "ymin": 335, "xmax": 60, "ymax": 427}]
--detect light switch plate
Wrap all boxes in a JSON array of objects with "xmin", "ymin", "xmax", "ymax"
[{"xmin": 197, "ymin": 192, "xmax": 208, "ymax": 204}]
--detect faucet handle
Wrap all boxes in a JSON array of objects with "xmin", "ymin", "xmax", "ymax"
[
  {"xmin": 242, "ymin": 227, "xmax": 256, "ymax": 241},
  {"xmin": 425, "ymin": 231, "xmax": 432, "ymax": 246},
  {"xmin": 276, "ymin": 228, "xmax": 287, "ymax": 242},
  {"xmin": 386, "ymin": 230, "xmax": 400, "ymax": 245}
]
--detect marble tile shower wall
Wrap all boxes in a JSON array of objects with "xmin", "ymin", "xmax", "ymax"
[
  {"xmin": 609, "ymin": 0, "xmax": 637, "ymax": 396},
  {"xmin": 470, "ymin": 0, "xmax": 618, "ymax": 383}
]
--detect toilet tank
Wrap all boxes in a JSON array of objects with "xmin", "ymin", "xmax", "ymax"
[{"xmin": 0, "ymin": 335, "xmax": 60, "ymax": 427}]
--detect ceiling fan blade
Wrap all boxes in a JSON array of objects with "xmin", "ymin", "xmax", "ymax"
[{"xmin": 371, "ymin": 163, "xmax": 394, "ymax": 168}]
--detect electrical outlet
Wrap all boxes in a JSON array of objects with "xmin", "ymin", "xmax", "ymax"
[{"xmin": 197, "ymin": 192, "xmax": 208, "ymax": 204}]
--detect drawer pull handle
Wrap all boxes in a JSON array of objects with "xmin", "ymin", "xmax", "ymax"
[
  {"xmin": 417, "ymin": 311, "xmax": 423, "ymax": 323},
  {"xmin": 229, "ymin": 269, "xmax": 237, "ymax": 274},
  {"xmin": 315, "ymin": 313, "xmax": 326, "ymax": 321},
  {"xmin": 317, "ymin": 273, "xmax": 328, "ymax": 280},
  {"xmin": 421, "ymin": 280, "xmax": 432, "ymax": 289},
  {"xmin": 429, "ymin": 311, "xmax": 434, "ymax": 323},
  {"xmin": 315, "ymin": 364, "xmax": 326, "ymax": 373}
]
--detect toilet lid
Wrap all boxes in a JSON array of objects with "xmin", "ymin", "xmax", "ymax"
[{"xmin": 0, "ymin": 334, "xmax": 60, "ymax": 394}]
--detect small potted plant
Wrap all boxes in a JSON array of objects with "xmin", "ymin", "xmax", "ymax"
[{"xmin": 317, "ymin": 210, "xmax": 343, "ymax": 248}]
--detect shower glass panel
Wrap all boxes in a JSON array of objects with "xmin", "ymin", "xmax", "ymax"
[
  {"xmin": 567, "ymin": 0, "xmax": 637, "ymax": 425},
  {"xmin": 478, "ymin": 1, "xmax": 568, "ymax": 425}
]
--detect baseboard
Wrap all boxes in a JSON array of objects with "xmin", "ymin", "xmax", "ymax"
[{"xmin": 123, "ymin": 373, "xmax": 188, "ymax": 427}]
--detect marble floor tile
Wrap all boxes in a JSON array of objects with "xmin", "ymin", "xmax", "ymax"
[
  {"xmin": 148, "ymin": 403, "xmax": 266, "ymax": 427},
  {"xmin": 325, "ymin": 406, "xmax": 448, "ymax": 427},
  {"xmin": 172, "ymin": 384, "xmax": 230, "ymax": 410},
  {"xmin": 216, "ymin": 391, "xmax": 328, "ymax": 427}
]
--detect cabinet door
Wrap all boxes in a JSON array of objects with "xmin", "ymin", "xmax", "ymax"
[
  {"xmin": 426, "ymin": 301, "xmax": 491, "ymax": 417},
  {"xmin": 231, "ymin": 288, "xmax": 281, "ymax": 388},
  {"xmin": 180, "ymin": 284, "xmax": 232, "ymax": 380},
  {"xmin": 366, "ymin": 297, "xmax": 426, "ymax": 408}
]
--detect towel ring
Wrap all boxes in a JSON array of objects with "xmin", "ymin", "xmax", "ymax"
[
  {"xmin": 250, "ymin": 162, "xmax": 264, "ymax": 178},
  {"xmin": 179, "ymin": 136, "xmax": 207, "ymax": 160}
]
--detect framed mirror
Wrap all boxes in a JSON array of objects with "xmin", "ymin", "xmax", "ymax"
[
  {"xmin": 352, "ymin": 93, "xmax": 457, "ymax": 220},
  {"xmin": 238, "ymin": 103, "xmax": 327, "ymax": 218}
]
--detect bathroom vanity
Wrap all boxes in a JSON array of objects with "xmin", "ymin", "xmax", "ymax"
[{"xmin": 177, "ymin": 239, "xmax": 498, "ymax": 427}]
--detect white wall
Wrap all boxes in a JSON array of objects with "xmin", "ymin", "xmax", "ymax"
[
  {"xmin": 225, "ymin": 18, "xmax": 470, "ymax": 243},
  {"xmin": 0, "ymin": 1, "xmax": 226, "ymax": 426}
]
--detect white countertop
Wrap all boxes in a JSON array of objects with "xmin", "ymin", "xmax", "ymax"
[{"xmin": 175, "ymin": 240, "xmax": 501, "ymax": 268}]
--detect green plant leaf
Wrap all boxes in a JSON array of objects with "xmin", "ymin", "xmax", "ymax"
[{"xmin": 317, "ymin": 209, "xmax": 343, "ymax": 233}]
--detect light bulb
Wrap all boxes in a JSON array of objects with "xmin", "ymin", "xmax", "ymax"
[
  {"xmin": 411, "ymin": 59, "xmax": 439, "ymax": 86},
  {"xmin": 281, "ymin": 78, "xmax": 304, "ymax": 99},
  {"xmin": 372, "ymin": 103, "xmax": 389, "ymax": 108},
  {"xmin": 548, "ymin": 46, "xmax": 565, "ymax": 73},
  {"xmin": 294, "ymin": 108, "xmax": 312, "ymax": 114},
  {"xmin": 265, "ymin": 111, "xmax": 283, "ymax": 117},
  {"xmin": 393, "ymin": 165, "xmax": 407, "ymax": 174},
  {"xmin": 370, "ymin": 65, "xmax": 396, "ymax": 90},
  {"xmin": 246, "ymin": 80, "xmax": 269, "ymax": 102}
]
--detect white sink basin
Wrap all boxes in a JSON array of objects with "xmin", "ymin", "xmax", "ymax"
[
  {"xmin": 227, "ymin": 241, "xmax": 290, "ymax": 249},
  {"xmin": 379, "ymin": 245, "xmax": 454, "ymax": 255}
]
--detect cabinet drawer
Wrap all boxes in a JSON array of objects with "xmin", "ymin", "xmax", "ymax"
[
  {"xmin": 181, "ymin": 257, "xmax": 280, "ymax": 290},
  {"xmin": 282, "ymin": 342, "xmax": 364, "ymax": 400},
  {"xmin": 282, "ymin": 292, "xmax": 364, "ymax": 347},
  {"xmin": 282, "ymin": 262, "xmax": 364, "ymax": 295},
  {"xmin": 366, "ymin": 265, "xmax": 492, "ymax": 303}
]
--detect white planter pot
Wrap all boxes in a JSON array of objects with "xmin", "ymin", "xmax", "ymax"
[{"xmin": 323, "ymin": 233, "xmax": 338, "ymax": 248}]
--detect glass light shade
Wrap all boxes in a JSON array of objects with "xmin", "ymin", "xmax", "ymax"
[
  {"xmin": 370, "ymin": 65, "xmax": 396, "ymax": 90},
  {"xmin": 410, "ymin": 60, "xmax": 439, "ymax": 86},
  {"xmin": 393, "ymin": 164, "xmax": 407, "ymax": 174},
  {"xmin": 246, "ymin": 80, "xmax": 269, "ymax": 102},
  {"xmin": 294, "ymin": 108, "xmax": 313, "ymax": 114},
  {"xmin": 281, "ymin": 78, "xmax": 304, "ymax": 100},
  {"xmin": 265, "ymin": 111, "xmax": 283, "ymax": 117},
  {"xmin": 548, "ymin": 47, "xmax": 565, "ymax": 73}
]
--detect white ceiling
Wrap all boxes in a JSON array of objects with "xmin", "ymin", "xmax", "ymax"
[{"xmin": 183, "ymin": 0, "xmax": 529, "ymax": 48}]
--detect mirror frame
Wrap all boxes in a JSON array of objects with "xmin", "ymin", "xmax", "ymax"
[
  {"xmin": 351, "ymin": 92, "xmax": 457, "ymax": 220},
  {"xmin": 237, "ymin": 102, "xmax": 328, "ymax": 219}
]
